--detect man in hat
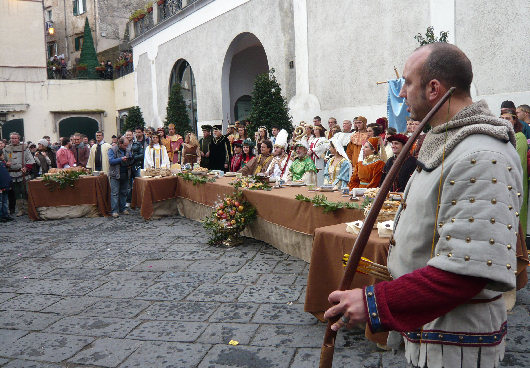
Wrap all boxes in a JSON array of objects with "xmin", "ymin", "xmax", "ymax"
[
  {"xmin": 238, "ymin": 140, "xmax": 274, "ymax": 176},
  {"xmin": 325, "ymin": 42, "xmax": 524, "ymax": 368},
  {"xmin": 34, "ymin": 138, "xmax": 56, "ymax": 175},
  {"xmin": 4, "ymin": 132, "xmax": 35, "ymax": 216},
  {"xmin": 208, "ymin": 125, "xmax": 231, "ymax": 171},
  {"xmin": 267, "ymin": 129, "xmax": 291, "ymax": 181},
  {"xmin": 287, "ymin": 141, "xmax": 317, "ymax": 185},
  {"xmin": 199, "ymin": 125, "xmax": 213, "ymax": 169},
  {"xmin": 379, "ymin": 134, "xmax": 417, "ymax": 192},
  {"xmin": 87, "ymin": 131, "xmax": 112, "ymax": 174},
  {"xmin": 346, "ymin": 116, "xmax": 369, "ymax": 163},
  {"xmin": 165, "ymin": 123, "xmax": 184, "ymax": 164},
  {"xmin": 229, "ymin": 140, "xmax": 244, "ymax": 172}
]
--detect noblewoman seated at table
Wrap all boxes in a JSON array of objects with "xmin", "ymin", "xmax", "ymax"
[
  {"xmin": 238, "ymin": 139, "xmax": 273, "ymax": 176},
  {"xmin": 348, "ymin": 137, "xmax": 385, "ymax": 190},
  {"xmin": 323, "ymin": 137, "xmax": 351, "ymax": 191},
  {"xmin": 287, "ymin": 141, "xmax": 317, "ymax": 185},
  {"xmin": 144, "ymin": 134, "xmax": 170, "ymax": 169}
]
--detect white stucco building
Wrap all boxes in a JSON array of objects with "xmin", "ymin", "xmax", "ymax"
[{"xmin": 131, "ymin": 0, "xmax": 530, "ymax": 134}]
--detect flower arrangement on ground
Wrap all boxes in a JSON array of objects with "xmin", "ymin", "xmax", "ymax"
[{"xmin": 203, "ymin": 190, "xmax": 257, "ymax": 245}]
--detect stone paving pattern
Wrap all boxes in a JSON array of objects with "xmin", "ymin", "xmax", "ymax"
[{"xmin": 0, "ymin": 213, "xmax": 528, "ymax": 367}]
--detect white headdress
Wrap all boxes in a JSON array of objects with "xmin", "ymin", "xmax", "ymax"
[
  {"xmin": 330, "ymin": 135, "xmax": 350, "ymax": 162},
  {"xmin": 274, "ymin": 129, "xmax": 289, "ymax": 150}
]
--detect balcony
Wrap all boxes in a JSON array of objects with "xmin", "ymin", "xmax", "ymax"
[{"xmin": 129, "ymin": 0, "xmax": 205, "ymax": 41}]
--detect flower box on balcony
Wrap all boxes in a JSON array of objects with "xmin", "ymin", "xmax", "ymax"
[
  {"xmin": 76, "ymin": 65, "xmax": 87, "ymax": 71},
  {"xmin": 157, "ymin": 0, "xmax": 165, "ymax": 5}
]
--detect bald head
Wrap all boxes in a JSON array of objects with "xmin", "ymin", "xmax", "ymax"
[{"xmin": 416, "ymin": 43, "xmax": 473, "ymax": 96}]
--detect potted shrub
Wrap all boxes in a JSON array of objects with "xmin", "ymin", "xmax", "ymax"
[
  {"xmin": 138, "ymin": 9, "xmax": 147, "ymax": 19},
  {"xmin": 146, "ymin": 2, "xmax": 153, "ymax": 13},
  {"xmin": 157, "ymin": 0, "xmax": 165, "ymax": 6},
  {"xmin": 76, "ymin": 63, "xmax": 87, "ymax": 71}
]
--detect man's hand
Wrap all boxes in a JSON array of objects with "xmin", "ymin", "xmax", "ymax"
[
  {"xmin": 323, "ymin": 289, "xmax": 367, "ymax": 332},
  {"xmin": 21, "ymin": 167, "xmax": 27, "ymax": 173},
  {"xmin": 121, "ymin": 156, "xmax": 128, "ymax": 161},
  {"xmin": 6, "ymin": 162, "xmax": 11, "ymax": 168},
  {"xmin": 200, "ymin": 152, "xmax": 205, "ymax": 157},
  {"xmin": 206, "ymin": 152, "xmax": 210, "ymax": 158},
  {"xmin": 224, "ymin": 163, "xmax": 228, "ymax": 169}
]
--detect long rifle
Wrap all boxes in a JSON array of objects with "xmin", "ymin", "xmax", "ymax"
[{"xmin": 319, "ymin": 87, "xmax": 456, "ymax": 368}]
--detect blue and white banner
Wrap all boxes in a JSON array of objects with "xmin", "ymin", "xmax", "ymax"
[{"xmin": 387, "ymin": 78, "xmax": 410, "ymax": 133}]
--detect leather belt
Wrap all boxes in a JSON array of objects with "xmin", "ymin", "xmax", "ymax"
[{"xmin": 466, "ymin": 294, "xmax": 502, "ymax": 304}]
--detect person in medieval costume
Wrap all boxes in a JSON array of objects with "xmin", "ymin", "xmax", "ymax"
[
  {"xmin": 379, "ymin": 133, "xmax": 417, "ymax": 192},
  {"xmin": 208, "ymin": 125, "xmax": 231, "ymax": 171},
  {"xmin": 238, "ymin": 140, "xmax": 274, "ymax": 176},
  {"xmin": 144, "ymin": 134, "xmax": 170, "ymax": 169},
  {"xmin": 229, "ymin": 140, "xmax": 244, "ymax": 172},
  {"xmin": 346, "ymin": 116, "xmax": 369, "ymax": 164},
  {"xmin": 308, "ymin": 125, "xmax": 330, "ymax": 186},
  {"xmin": 288, "ymin": 141, "xmax": 317, "ymax": 185},
  {"xmin": 181, "ymin": 132, "xmax": 201, "ymax": 166},
  {"xmin": 348, "ymin": 137, "xmax": 385, "ymax": 190},
  {"xmin": 324, "ymin": 43, "xmax": 526, "ymax": 368},
  {"xmin": 323, "ymin": 136, "xmax": 351, "ymax": 191},
  {"xmin": 4, "ymin": 132, "xmax": 34, "ymax": 216},
  {"xmin": 199, "ymin": 125, "xmax": 213, "ymax": 169},
  {"xmin": 241, "ymin": 139, "xmax": 255, "ymax": 169},
  {"xmin": 266, "ymin": 129, "xmax": 292, "ymax": 182},
  {"xmin": 164, "ymin": 123, "xmax": 184, "ymax": 164}
]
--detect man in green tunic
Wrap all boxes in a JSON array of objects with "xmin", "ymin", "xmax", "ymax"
[{"xmin": 288, "ymin": 141, "xmax": 317, "ymax": 185}]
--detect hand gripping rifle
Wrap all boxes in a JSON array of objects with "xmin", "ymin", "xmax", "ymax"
[{"xmin": 318, "ymin": 87, "xmax": 456, "ymax": 368}]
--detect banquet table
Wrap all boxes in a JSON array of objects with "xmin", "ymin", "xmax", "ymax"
[
  {"xmin": 131, "ymin": 176, "xmax": 180, "ymax": 220},
  {"xmin": 304, "ymin": 223, "xmax": 390, "ymax": 344},
  {"xmin": 27, "ymin": 175, "xmax": 111, "ymax": 220}
]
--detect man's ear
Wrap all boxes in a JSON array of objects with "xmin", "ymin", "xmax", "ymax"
[{"xmin": 426, "ymin": 79, "xmax": 447, "ymax": 103}]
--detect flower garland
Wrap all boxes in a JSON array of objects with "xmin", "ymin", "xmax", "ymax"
[
  {"xmin": 178, "ymin": 172, "xmax": 215, "ymax": 185},
  {"xmin": 295, "ymin": 194, "xmax": 371, "ymax": 213},
  {"xmin": 203, "ymin": 190, "xmax": 257, "ymax": 245},
  {"xmin": 230, "ymin": 176, "xmax": 272, "ymax": 191},
  {"xmin": 42, "ymin": 170, "xmax": 85, "ymax": 191}
]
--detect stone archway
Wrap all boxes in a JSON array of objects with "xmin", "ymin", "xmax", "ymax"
[
  {"xmin": 58, "ymin": 116, "xmax": 100, "ymax": 140},
  {"xmin": 222, "ymin": 33, "xmax": 269, "ymax": 127},
  {"xmin": 169, "ymin": 59, "xmax": 198, "ymax": 134}
]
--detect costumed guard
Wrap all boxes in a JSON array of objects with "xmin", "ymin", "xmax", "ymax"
[
  {"xmin": 238, "ymin": 140, "xmax": 274, "ymax": 176},
  {"xmin": 379, "ymin": 133, "xmax": 417, "ymax": 192},
  {"xmin": 208, "ymin": 125, "xmax": 231, "ymax": 171},
  {"xmin": 288, "ymin": 141, "xmax": 317, "ymax": 185},
  {"xmin": 199, "ymin": 125, "xmax": 213, "ymax": 169},
  {"xmin": 164, "ymin": 123, "xmax": 184, "ymax": 164},
  {"xmin": 266, "ymin": 129, "xmax": 292, "ymax": 181},
  {"xmin": 323, "ymin": 136, "xmax": 351, "ymax": 191},
  {"xmin": 324, "ymin": 43, "xmax": 527, "ymax": 368},
  {"xmin": 4, "ymin": 133, "xmax": 34, "ymax": 216},
  {"xmin": 229, "ymin": 140, "xmax": 244, "ymax": 172},
  {"xmin": 348, "ymin": 137, "xmax": 385, "ymax": 189}
]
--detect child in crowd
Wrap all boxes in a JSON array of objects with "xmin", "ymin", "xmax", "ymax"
[{"xmin": 0, "ymin": 149, "xmax": 13, "ymax": 222}]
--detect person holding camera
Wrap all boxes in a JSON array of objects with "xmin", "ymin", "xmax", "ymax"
[{"xmin": 108, "ymin": 137, "xmax": 132, "ymax": 217}]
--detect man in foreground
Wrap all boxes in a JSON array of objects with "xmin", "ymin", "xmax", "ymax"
[
  {"xmin": 87, "ymin": 131, "xmax": 112, "ymax": 174},
  {"xmin": 324, "ymin": 43, "xmax": 523, "ymax": 368},
  {"xmin": 4, "ymin": 132, "xmax": 34, "ymax": 216},
  {"xmin": 108, "ymin": 137, "xmax": 132, "ymax": 218}
]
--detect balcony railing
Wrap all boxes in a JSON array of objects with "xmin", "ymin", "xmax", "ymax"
[
  {"xmin": 134, "ymin": 11, "xmax": 155, "ymax": 37},
  {"xmin": 158, "ymin": 0, "xmax": 183, "ymax": 21},
  {"xmin": 47, "ymin": 62, "xmax": 134, "ymax": 80}
]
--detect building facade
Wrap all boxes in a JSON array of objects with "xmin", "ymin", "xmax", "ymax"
[{"xmin": 131, "ymin": 0, "xmax": 530, "ymax": 134}]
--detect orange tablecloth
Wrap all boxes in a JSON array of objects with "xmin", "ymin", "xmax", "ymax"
[
  {"xmin": 27, "ymin": 175, "xmax": 111, "ymax": 220},
  {"xmin": 131, "ymin": 176, "xmax": 179, "ymax": 220},
  {"xmin": 304, "ymin": 223, "xmax": 390, "ymax": 344},
  {"xmin": 177, "ymin": 176, "xmax": 365, "ymax": 235}
]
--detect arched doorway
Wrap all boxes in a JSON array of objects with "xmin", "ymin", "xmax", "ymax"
[
  {"xmin": 1, "ymin": 119, "xmax": 24, "ymax": 140},
  {"xmin": 169, "ymin": 59, "xmax": 197, "ymax": 134},
  {"xmin": 222, "ymin": 33, "xmax": 269, "ymax": 127},
  {"xmin": 58, "ymin": 117, "xmax": 99, "ymax": 140}
]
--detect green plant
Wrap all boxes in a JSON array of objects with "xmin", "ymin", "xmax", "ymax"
[
  {"xmin": 248, "ymin": 68, "xmax": 293, "ymax": 138},
  {"xmin": 165, "ymin": 83, "xmax": 192, "ymax": 135},
  {"xmin": 43, "ymin": 171, "xmax": 85, "ymax": 191},
  {"xmin": 414, "ymin": 26, "xmax": 449, "ymax": 46},
  {"xmin": 78, "ymin": 18, "xmax": 99, "ymax": 79},
  {"xmin": 146, "ymin": 1, "xmax": 154, "ymax": 11},
  {"xmin": 178, "ymin": 172, "xmax": 215, "ymax": 185},
  {"xmin": 203, "ymin": 190, "xmax": 257, "ymax": 245},
  {"xmin": 295, "ymin": 194, "xmax": 371, "ymax": 213},
  {"xmin": 122, "ymin": 106, "xmax": 145, "ymax": 134}
]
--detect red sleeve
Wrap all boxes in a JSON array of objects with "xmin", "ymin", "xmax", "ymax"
[{"xmin": 364, "ymin": 265, "xmax": 487, "ymax": 333}]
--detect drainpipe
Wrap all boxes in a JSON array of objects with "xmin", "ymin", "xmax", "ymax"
[
  {"xmin": 93, "ymin": 0, "xmax": 98, "ymax": 52},
  {"xmin": 63, "ymin": 0, "xmax": 69, "ymax": 63}
]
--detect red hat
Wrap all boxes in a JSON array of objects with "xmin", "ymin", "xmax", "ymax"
[
  {"xmin": 387, "ymin": 134, "xmax": 408, "ymax": 145},
  {"xmin": 232, "ymin": 140, "xmax": 243, "ymax": 147},
  {"xmin": 376, "ymin": 117, "xmax": 388, "ymax": 131},
  {"xmin": 367, "ymin": 137, "xmax": 380, "ymax": 151}
]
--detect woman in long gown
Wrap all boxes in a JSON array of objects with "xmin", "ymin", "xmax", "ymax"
[
  {"xmin": 348, "ymin": 137, "xmax": 385, "ymax": 190},
  {"xmin": 323, "ymin": 137, "xmax": 351, "ymax": 191},
  {"xmin": 181, "ymin": 132, "xmax": 201, "ymax": 166},
  {"xmin": 308, "ymin": 125, "xmax": 330, "ymax": 186}
]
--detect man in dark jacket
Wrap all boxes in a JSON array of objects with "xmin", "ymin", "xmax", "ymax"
[
  {"xmin": 108, "ymin": 137, "xmax": 132, "ymax": 217},
  {"xmin": 0, "ymin": 149, "xmax": 13, "ymax": 222},
  {"xmin": 129, "ymin": 127, "xmax": 147, "ymax": 203},
  {"xmin": 379, "ymin": 134, "xmax": 416, "ymax": 192},
  {"xmin": 69, "ymin": 133, "xmax": 90, "ymax": 167},
  {"xmin": 208, "ymin": 125, "xmax": 231, "ymax": 172}
]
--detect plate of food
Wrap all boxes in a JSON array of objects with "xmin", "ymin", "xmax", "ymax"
[
  {"xmin": 318, "ymin": 185, "xmax": 335, "ymax": 192},
  {"xmin": 224, "ymin": 172, "xmax": 237, "ymax": 177},
  {"xmin": 287, "ymin": 181, "xmax": 306, "ymax": 187}
]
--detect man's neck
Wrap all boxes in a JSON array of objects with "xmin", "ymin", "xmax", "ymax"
[{"xmin": 429, "ymin": 95, "xmax": 473, "ymax": 127}]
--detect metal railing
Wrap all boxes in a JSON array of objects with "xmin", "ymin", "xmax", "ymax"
[
  {"xmin": 46, "ymin": 63, "xmax": 133, "ymax": 80},
  {"xmin": 158, "ymin": 0, "xmax": 183, "ymax": 21},
  {"xmin": 134, "ymin": 12, "xmax": 155, "ymax": 37}
]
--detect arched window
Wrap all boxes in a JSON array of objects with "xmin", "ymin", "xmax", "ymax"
[
  {"xmin": 234, "ymin": 95, "xmax": 252, "ymax": 122},
  {"xmin": 169, "ymin": 59, "xmax": 197, "ymax": 133}
]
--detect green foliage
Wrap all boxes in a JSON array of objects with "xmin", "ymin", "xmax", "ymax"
[
  {"xmin": 248, "ymin": 68, "xmax": 293, "ymax": 138},
  {"xmin": 178, "ymin": 172, "xmax": 215, "ymax": 185},
  {"xmin": 122, "ymin": 106, "xmax": 145, "ymax": 134},
  {"xmin": 165, "ymin": 83, "xmax": 192, "ymax": 136},
  {"xmin": 203, "ymin": 190, "xmax": 257, "ymax": 245},
  {"xmin": 43, "ymin": 171, "xmax": 85, "ymax": 191},
  {"xmin": 78, "ymin": 18, "xmax": 99, "ymax": 79},
  {"xmin": 414, "ymin": 26, "xmax": 449, "ymax": 46},
  {"xmin": 295, "ymin": 194, "xmax": 371, "ymax": 213}
]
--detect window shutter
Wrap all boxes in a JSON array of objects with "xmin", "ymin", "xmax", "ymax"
[
  {"xmin": 73, "ymin": 0, "xmax": 78, "ymax": 16},
  {"xmin": 75, "ymin": 37, "xmax": 80, "ymax": 51},
  {"xmin": 82, "ymin": 0, "xmax": 86, "ymax": 13}
]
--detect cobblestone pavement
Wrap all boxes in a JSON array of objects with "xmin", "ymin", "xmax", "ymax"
[{"xmin": 1, "ymin": 213, "xmax": 529, "ymax": 367}]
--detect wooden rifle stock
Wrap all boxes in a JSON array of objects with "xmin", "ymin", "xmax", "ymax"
[{"xmin": 318, "ymin": 87, "xmax": 456, "ymax": 368}]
